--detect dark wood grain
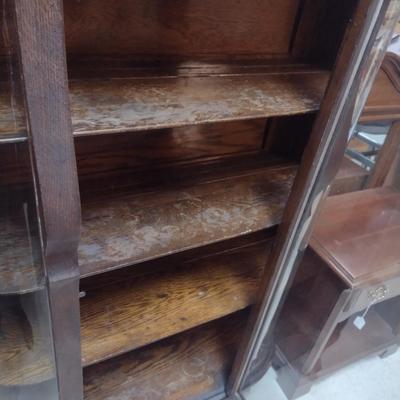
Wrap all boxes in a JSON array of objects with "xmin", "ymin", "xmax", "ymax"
[
  {"xmin": 0, "ymin": 235, "xmax": 268, "ymax": 386},
  {"xmin": 83, "ymin": 311, "xmax": 248, "ymax": 400},
  {"xmin": 70, "ymin": 71, "xmax": 328, "ymax": 136},
  {"xmin": 12, "ymin": 0, "xmax": 83, "ymax": 398},
  {"xmin": 0, "ymin": 68, "xmax": 329, "ymax": 142},
  {"xmin": 80, "ymin": 239, "xmax": 272, "ymax": 366},
  {"xmin": 79, "ymin": 163, "xmax": 297, "ymax": 276},
  {"xmin": 311, "ymin": 187, "xmax": 400, "ymax": 287},
  {"xmin": 63, "ymin": 0, "xmax": 300, "ymax": 59}
]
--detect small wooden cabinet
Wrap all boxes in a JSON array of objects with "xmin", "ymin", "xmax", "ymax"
[{"xmin": 0, "ymin": 1, "xmax": 399, "ymax": 400}]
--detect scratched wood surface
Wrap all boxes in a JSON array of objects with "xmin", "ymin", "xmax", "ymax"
[
  {"xmin": 0, "ymin": 234, "xmax": 267, "ymax": 385},
  {"xmin": 80, "ymin": 239, "xmax": 271, "ymax": 366},
  {"xmin": 83, "ymin": 311, "xmax": 248, "ymax": 400},
  {"xmin": 70, "ymin": 71, "xmax": 328, "ymax": 136},
  {"xmin": 79, "ymin": 163, "xmax": 297, "ymax": 275},
  {"xmin": 0, "ymin": 70, "xmax": 329, "ymax": 142}
]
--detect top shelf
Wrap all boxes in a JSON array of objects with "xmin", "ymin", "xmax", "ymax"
[{"xmin": 0, "ymin": 68, "xmax": 329, "ymax": 143}]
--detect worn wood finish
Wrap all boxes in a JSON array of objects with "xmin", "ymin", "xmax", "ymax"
[
  {"xmin": 80, "ymin": 239, "xmax": 271, "ymax": 366},
  {"xmin": 79, "ymin": 163, "xmax": 297, "ymax": 276},
  {"xmin": 63, "ymin": 0, "xmax": 300, "ymax": 59},
  {"xmin": 0, "ymin": 69, "xmax": 329, "ymax": 143},
  {"xmin": 330, "ymin": 156, "xmax": 368, "ymax": 195},
  {"xmin": 311, "ymin": 187, "xmax": 400, "ymax": 287},
  {"xmin": 0, "ymin": 232, "xmax": 270, "ymax": 386},
  {"xmin": 70, "ymin": 70, "xmax": 328, "ymax": 136},
  {"xmin": 12, "ymin": 0, "xmax": 83, "ymax": 398},
  {"xmin": 83, "ymin": 311, "xmax": 248, "ymax": 400},
  {"xmin": 0, "ymin": 159, "xmax": 290, "ymax": 292}
]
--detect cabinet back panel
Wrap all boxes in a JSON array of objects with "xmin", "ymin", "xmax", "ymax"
[{"xmin": 63, "ymin": 0, "xmax": 301, "ymax": 59}]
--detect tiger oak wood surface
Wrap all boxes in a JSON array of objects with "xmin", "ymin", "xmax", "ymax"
[
  {"xmin": 0, "ymin": 69, "xmax": 329, "ymax": 142},
  {"xmin": 0, "ymin": 236, "xmax": 267, "ymax": 385},
  {"xmin": 79, "ymin": 239, "xmax": 271, "ymax": 366},
  {"xmin": 79, "ymin": 163, "xmax": 297, "ymax": 276},
  {"xmin": 311, "ymin": 187, "xmax": 400, "ymax": 287},
  {"xmin": 63, "ymin": 0, "xmax": 300, "ymax": 59},
  {"xmin": 83, "ymin": 311, "xmax": 248, "ymax": 400}
]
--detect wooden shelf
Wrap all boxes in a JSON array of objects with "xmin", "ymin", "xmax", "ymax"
[
  {"xmin": 311, "ymin": 187, "xmax": 400, "ymax": 287},
  {"xmin": 1, "ymin": 234, "xmax": 268, "ymax": 386},
  {"xmin": 0, "ymin": 159, "xmax": 295, "ymax": 293},
  {"xmin": 83, "ymin": 311, "xmax": 247, "ymax": 400},
  {"xmin": 0, "ymin": 69, "xmax": 329, "ymax": 143},
  {"xmin": 80, "ymin": 238, "xmax": 271, "ymax": 366},
  {"xmin": 79, "ymin": 162, "xmax": 296, "ymax": 277},
  {"xmin": 311, "ymin": 309, "xmax": 397, "ymax": 379}
]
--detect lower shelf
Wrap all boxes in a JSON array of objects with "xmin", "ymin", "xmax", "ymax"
[
  {"xmin": 1, "ymin": 233, "xmax": 270, "ymax": 386},
  {"xmin": 311, "ymin": 308, "xmax": 397, "ymax": 379},
  {"xmin": 83, "ymin": 310, "xmax": 248, "ymax": 400},
  {"xmin": 80, "ymin": 235, "xmax": 272, "ymax": 366}
]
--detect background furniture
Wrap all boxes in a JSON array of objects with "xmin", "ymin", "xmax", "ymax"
[{"xmin": 332, "ymin": 52, "xmax": 400, "ymax": 195}]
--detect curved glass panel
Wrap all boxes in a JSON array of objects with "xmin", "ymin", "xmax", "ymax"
[{"xmin": 0, "ymin": 5, "xmax": 59, "ymax": 400}]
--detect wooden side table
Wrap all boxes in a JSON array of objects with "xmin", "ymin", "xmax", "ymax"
[{"xmin": 275, "ymin": 187, "xmax": 400, "ymax": 399}]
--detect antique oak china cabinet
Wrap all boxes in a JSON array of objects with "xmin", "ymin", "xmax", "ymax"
[{"xmin": 1, "ymin": 1, "xmax": 399, "ymax": 400}]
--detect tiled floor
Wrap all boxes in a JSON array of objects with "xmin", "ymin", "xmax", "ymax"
[{"xmin": 243, "ymin": 350, "xmax": 400, "ymax": 400}]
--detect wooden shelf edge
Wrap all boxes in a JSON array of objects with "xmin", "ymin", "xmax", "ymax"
[
  {"xmin": 80, "ymin": 237, "xmax": 272, "ymax": 366},
  {"xmin": 83, "ymin": 310, "xmax": 249, "ymax": 400},
  {"xmin": 78, "ymin": 162, "xmax": 297, "ymax": 277},
  {"xmin": 0, "ymin": 67, "xmax": 329, "ymax": 143}
]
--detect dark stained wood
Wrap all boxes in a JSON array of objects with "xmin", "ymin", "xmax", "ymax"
[
  {"xmin": 63, "ymin": 0, "xmax": 301, "ymax": 59},
  {"xmin": 0, "ymin": 120, "xmax": 267, "ymax": 187},
  {"xmin": 330, "ymin": 156, "xmax": 368, "ymax": 195},
  {"xmin": 83, "ymin": 311, "xmax": 248, "ymax": 400},
  {"xmin": 80, "ymin": 239, "xmax": 271, "ymax": 366},
  {"xmin": 311, "ymin": 187, "xmax": 400, "ymax": 287},
  {"xmin": 12, "ymin": 0, "xmax": 83, "ymax": 398},
  {"xmin": 70, "ymin": 70, "xmax": 328, "ymax": 137},
  {"xmin": 0, "ymin": 68, "xmax": 329, "ymax": 142},
  {"xmin": 75, "ymin": 119, "xmax": 266, "ymax": 182},
  {"xmin": 79, "ymin": 163, "xmax": 297, "ymax": 276},
  {"xmin": 0, "ymin": 234, "xmax": 269, "ymax": 386}
]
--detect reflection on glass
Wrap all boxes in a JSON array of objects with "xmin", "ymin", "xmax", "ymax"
[
  {"xmin": 243, "ymin": 8, "xmax": 400, "ymax": 400},
  {"xmin": 0, "ymin": 8, "xmax": 59, "ymax": 400}
]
